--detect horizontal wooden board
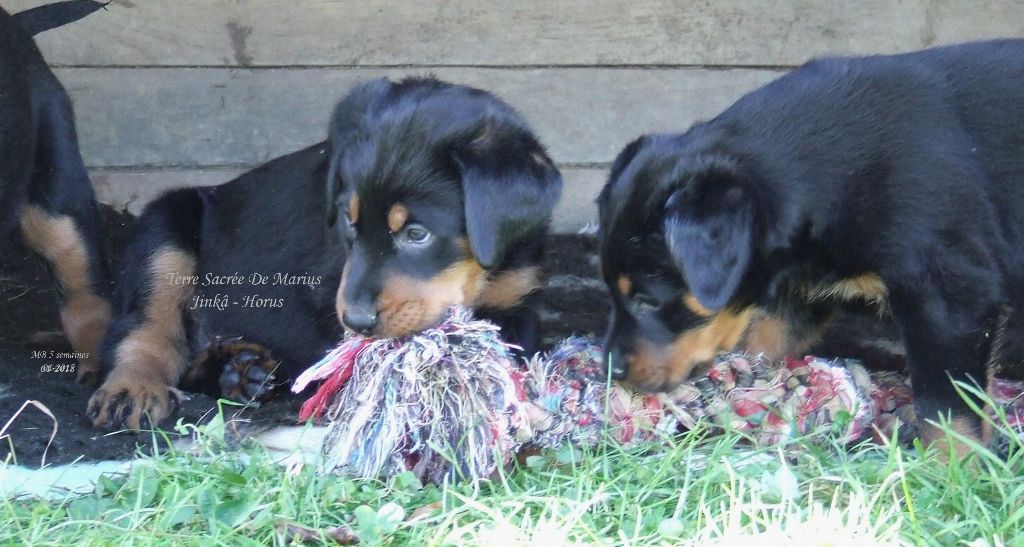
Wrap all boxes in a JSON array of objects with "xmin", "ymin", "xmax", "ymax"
[
  {"xmin": 91, "ymin": 167, "xmax": 605, "ymax": 233},
  {"xmin": 57, "ymin": 66, "xmax": 783, "ymax": 168},
  {"xmin": 12, "ymin": 0, "xmax": 1020, "ymax": 67}
]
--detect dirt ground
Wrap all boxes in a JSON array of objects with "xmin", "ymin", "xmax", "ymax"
[{"xmin": 0, "ymin": 213, "xmax": 903, "ymax": 466}]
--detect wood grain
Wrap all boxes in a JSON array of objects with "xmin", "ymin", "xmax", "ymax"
[
  {"xmin": 58, "ymin": 66, "xmax": 783, "ymax": 168},
  {"xmin": 12, "ymin": 0, "xmax": 1018, "ymax": 67}
]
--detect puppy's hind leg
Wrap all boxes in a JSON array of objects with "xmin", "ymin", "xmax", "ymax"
[{"xmin": 19, "ymin": 81, "xmax": 111, "ymax": 385}]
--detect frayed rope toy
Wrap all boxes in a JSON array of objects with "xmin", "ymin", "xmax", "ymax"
[{"xmin": 292, "ymin": 307, "xmax": 1024, "ymax": 483}]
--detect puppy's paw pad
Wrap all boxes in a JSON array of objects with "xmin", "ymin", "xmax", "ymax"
[{"xmin": 197, "ymin": 339, "xmax": 279, "ymax": 403}]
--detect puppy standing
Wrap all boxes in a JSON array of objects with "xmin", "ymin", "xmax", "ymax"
[
  {"xmin": 0, "ymin": 1, "xmax": 111, "ymax": 384},
  {"xmin": 598, "ymin": 40, "xmax": 1024, "ymax": 455},
  {"xmin": 89, "ymin": 78, "xmax": 562, "ymax": 430}
]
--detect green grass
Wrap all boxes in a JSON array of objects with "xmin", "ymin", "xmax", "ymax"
[{"xmin": 1, "ymin": 401, "xmax": 1022, "ymax": 546}]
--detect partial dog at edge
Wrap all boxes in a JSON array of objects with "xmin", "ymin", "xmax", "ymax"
[
  {"xmin": 597, "ymin": 40, "xmax": 1024, "ymax": 456},
  {"xmin": 88, "ymin": 77, "xmax": 563, "ymax": 430},
  {"xmin": 0, "ymin": 1, "xmax": 112, "ymax": 385}
]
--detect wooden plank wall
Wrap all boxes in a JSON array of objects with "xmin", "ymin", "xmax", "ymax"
[{"xmin": 9, "ymin": 0, "xmax": 1023, "ymax": 231}]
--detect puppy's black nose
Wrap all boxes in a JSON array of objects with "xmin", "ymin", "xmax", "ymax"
[{"xmin": 342, "ymin": 309, "xmax": 378, "ymax": 335}]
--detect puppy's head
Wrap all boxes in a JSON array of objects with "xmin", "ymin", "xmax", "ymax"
[
  {"xmin": 598, "ymin": 133, "xmax": 768, "ymax": 392},
  {"xmin": 326, "ymin": 78, "xmax": 561, "ymax": 338}
]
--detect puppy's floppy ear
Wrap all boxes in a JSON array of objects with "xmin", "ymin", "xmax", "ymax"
[
  {"xmin": 598, "ymin": 135, "xmax": 649, "ymax": 215},
  {"xmin": 324, "ymin": 146, "xmax": 345, "ymax": 227},
  {"xmin": 325, "ymin": 78, "xmax": 393, "ymax": 226},
  {"xmin": 453, "ymin": 118, "xmax": 563, "ymax": 269},
  {"xmin": 608, "ymin": 136, "xmax": 650, "ymax": 184},
  {"xmin": 597, "ymin": 135, "xmax": 653, "ymax": 248},
  {"xmin": 663, "ymin": 159, "xmax": 756, "ymax": 311}
]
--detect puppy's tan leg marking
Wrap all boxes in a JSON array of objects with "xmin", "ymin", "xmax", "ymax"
[
  {"xmin": 742, "ymin": 314, "xmax": 791, "ymax": 359},
  {"xmin": 475, "ymin": 266, "xmax": 541, "ymax": 310},
  {"xmin": 19, "ymin": 205, "xmax": 111, "ymax": 385},
  {"xmin": 87, "ymin": 247, "xmax": 195, "ymax": 429},
  {"xmin": 919, "ymin": 416, "xmax": 983, "ymax": 463},
  {"xmin": 742, "ymin": 311, "xmax": 826, "ymax": 360}
]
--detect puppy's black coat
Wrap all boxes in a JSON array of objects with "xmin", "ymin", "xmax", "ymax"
[
  {"xmin": 0, "ymin": 1, "xmax": 111, "ymax": 383},
  {"xmin": 598, "ymin": 40, "xmax": 1024, "ymax": 452},
  {"xmin": 89, "ymin": 77, "xmax": 562, "ymax": 430}
]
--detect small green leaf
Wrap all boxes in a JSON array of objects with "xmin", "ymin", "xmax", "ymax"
[
  {"xmin": 161, "ymin": 504, "xmax": 196, "ymax": 528},
  {"xmin": 204, "ymin": 405, "xmax": 227, "ymax": 446},
  {"xmin": 103, "ymin": 507, "xmax": 131, "ymax": 522},
  {"xmin": 66, "ymin": 497, "xmax": 99, "ymax": 520},
  {"xmin": 353, "ymin": 504, "xmax": 381, "ymax": 543},
  {"xmin": 353, "ymin": 504, "xmax": 377, "ymax": 528},
  {"xmin": 832, "ymin": 410, "xmax": 853, "ymax": 434},
  {"xmin": 525, "ymin": 455, "xmax": 547, "ymax": 469},
  {"xmin": 422, "ymin": 484, "xmax": 443, "ymax": 503},
  {"xmin": 657, "ymin": 517, "xmax": 685, "ymax": 539},
  {"xmin": 760, "ymin": 464, "xmax": 800, "ymax": 502},
  {"xmin": 196, "ymin": 486, "xmax": 219, "ymax": 518},
  {"xmin": 135, "ymin": 469, "xmax": 160, "ymax": 506},
  {"xmin": 377, "ymin": 502, "xmax": 405, "ymax": 533},
  {"xmin": 214, "ymin": 499, "xmax": 254, "ymax": 528},
  {"xmin": 96, "ymin": 475, "xmax": 122, "ymax": 496},
  {"xmin": 393, "ymin": 471, "xmax": 422, "ymax": 492},
  {"xmin": 220, "ymin": 471, "xmax": 247, "ymax": 486},
  {"xmin": 555, "ymin": 445, "xmax": 580, "ymax": 465}
]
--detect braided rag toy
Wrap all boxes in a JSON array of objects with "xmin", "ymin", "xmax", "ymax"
[{"xmin": 292, "ymin": 307, "xmax": 1024, "ymax": 483}]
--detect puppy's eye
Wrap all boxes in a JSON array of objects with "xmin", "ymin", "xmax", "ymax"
[{"xmin": 399, "ymin": 223, "xmax": 432, "ymax": 245}]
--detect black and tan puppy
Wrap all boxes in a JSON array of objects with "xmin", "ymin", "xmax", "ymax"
[
  {"xmin": 1, "ymin": 1, "xmax": 111, "ymax": 384},
  {"xmin": 88, "ymin": 77, "xmax": 563, "ymax": 430},
  {"xmin": 598, "ymin": 40, "xmax": 1024, "ymax": 454}
]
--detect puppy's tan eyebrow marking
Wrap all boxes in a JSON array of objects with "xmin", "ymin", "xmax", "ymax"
[
  {"xmin": 617, "ymin": 275, "xmax": 632, "ymax": 296},
  {"xmin": 387, "ymin": 203, "xmax": 409, "ymax": 233},
  {"xmin": 348, "ymin": 195, "xmax": 360, "ymax": 223}
]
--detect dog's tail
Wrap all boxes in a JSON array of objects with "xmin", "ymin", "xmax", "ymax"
[{"xmin": 14, "ymin": 1, "xmax": 107, "ymax": 37}]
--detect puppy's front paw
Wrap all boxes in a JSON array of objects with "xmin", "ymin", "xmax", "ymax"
[{"xmin": 87, "ymin": 373, "xmax": 184, "ymax": 430}]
